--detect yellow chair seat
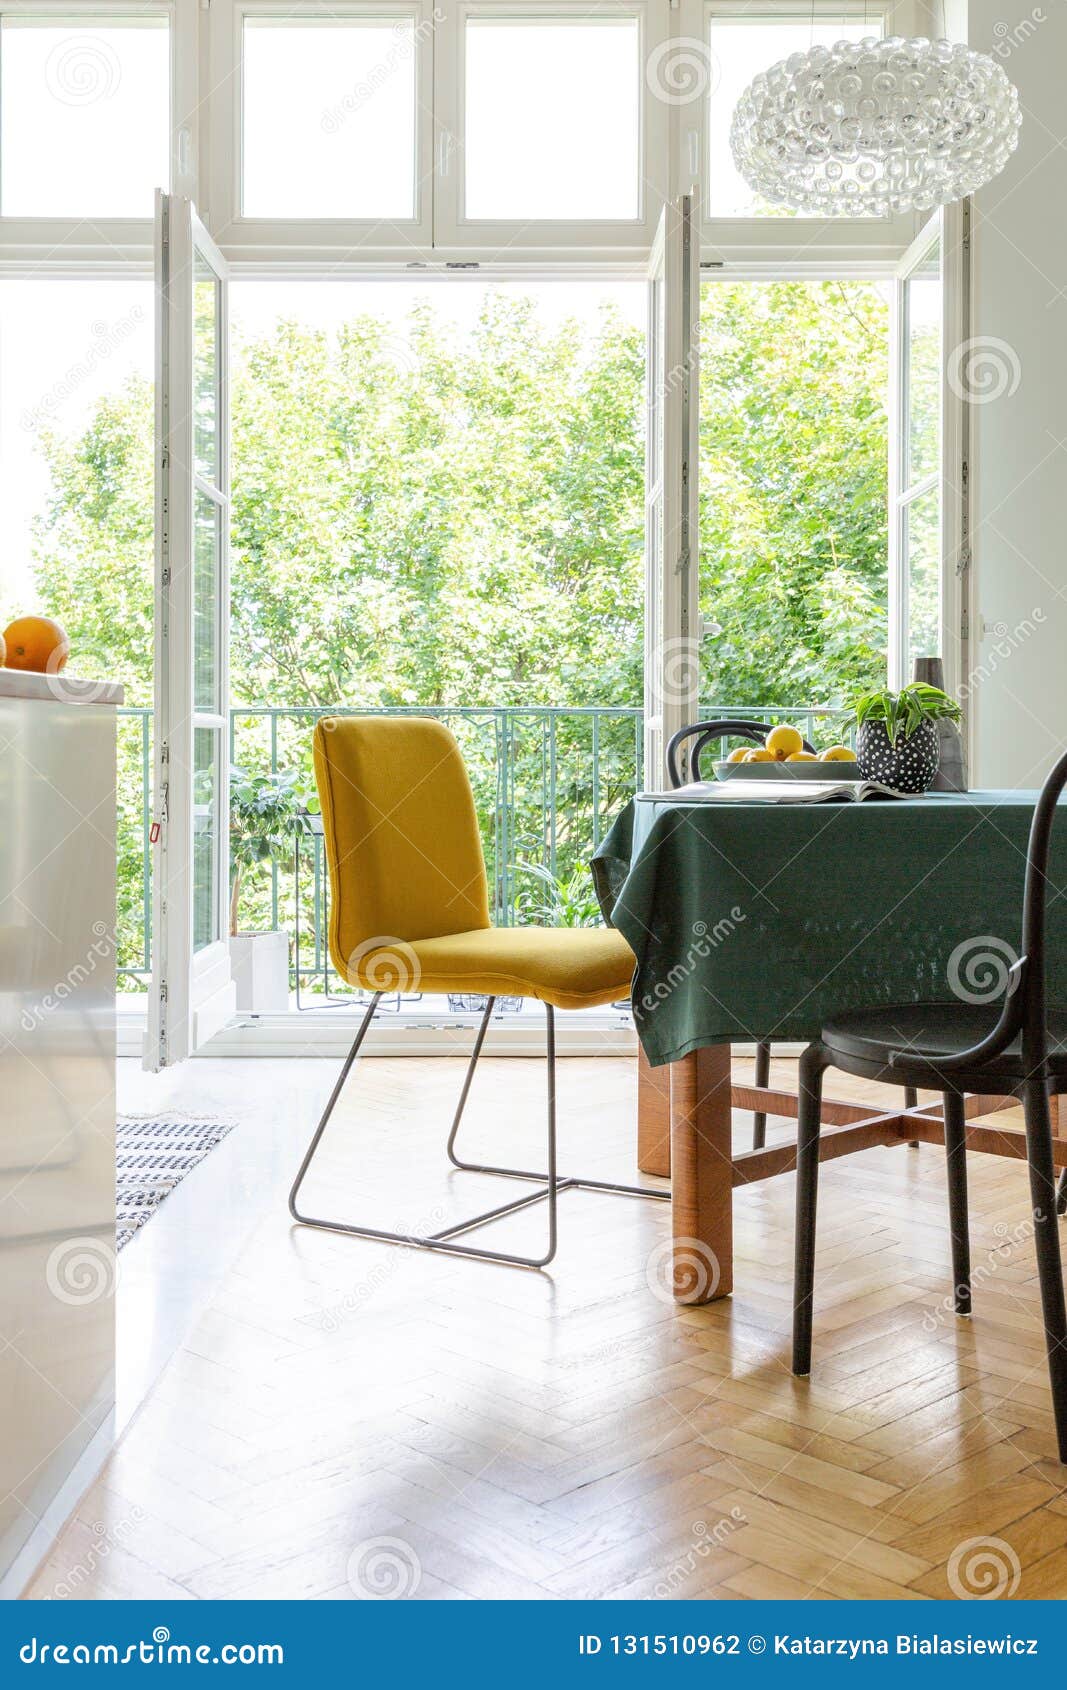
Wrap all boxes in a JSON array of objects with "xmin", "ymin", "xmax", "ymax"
[{"xmin": 351, "ymin": 925, "xmax": 635, "ymax": 1011}]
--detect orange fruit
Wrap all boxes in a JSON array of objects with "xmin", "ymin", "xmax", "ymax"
[
  {"xmin": 2, "ymin": 615, "xmax": 70, "ymax": 674},
  {"xmin": 726, "ymin": 747, "xmax": 749, "ymax": 764},
  {"xmin": 820, "ymin": 745, "xmax": 855, "ymax": 762},
  {"xmin": 786, "ymin": 751, "xmax": 818, "ymax": 762},
  {"xmin": 765, "ymin": 725, "xmax": 804, "ymax": 761},
  {"xmin": 744, "ymin": 747, "xmax": 776, "ymax": 763}
]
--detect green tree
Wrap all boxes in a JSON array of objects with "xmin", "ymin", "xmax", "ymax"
[{"xmin": 24, "ymin": 284, "xmax": 889, "ymax": 975}]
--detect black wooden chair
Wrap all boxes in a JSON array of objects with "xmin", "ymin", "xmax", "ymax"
[
  {"xmin": 664, "ymin": 718, "xmax": 920, "ymax": 1151},
  {"xmin": 791, "ymin": 750, "xmax": 1067, "ymax": 1464}
]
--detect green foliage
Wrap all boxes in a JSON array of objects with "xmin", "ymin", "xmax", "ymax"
[
  {"xmin": 229, "ymin": 766, "xmax": 318, "ymax": 935},
  {"xmin": 698, "ymin": 280, "xmax": 889, "ymax": 706},
  {"xmin": 513, "ymin": 860, "xmax": 604, "ymax": 929},
  {"xmin": 22, "ymin": 283, "xmax": 891, "ymax": 980},
  {"xmin": 854, "ymin": 682, "xmax": 962, "ymax": 746}
]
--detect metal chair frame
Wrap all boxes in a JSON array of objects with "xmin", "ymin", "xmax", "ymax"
[
  {"xmin": 289, "ymin": 992, "xmax": 671, "ymax": 1270},
  {"xmin": 792, "ymin": 747, "xmax": 1067, "ymax": 1463}
]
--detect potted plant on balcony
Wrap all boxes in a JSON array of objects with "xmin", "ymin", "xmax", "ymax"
[
  {"xmin": 853, "ymin": 682, "xmax": 962, "ymax": 794},
  {"xmin": 229, "ymin": 766, "xmax": 318, "ymax": 1014}
]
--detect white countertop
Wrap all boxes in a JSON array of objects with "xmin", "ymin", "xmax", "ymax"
[{"xmin": 0, "ymin": 671, "xmax": 124, "ymax": 706}]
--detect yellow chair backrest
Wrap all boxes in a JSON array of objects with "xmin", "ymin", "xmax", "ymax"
[{"xmin": 313, "ymin": 717, "xmax": 491, "ymax": 975}]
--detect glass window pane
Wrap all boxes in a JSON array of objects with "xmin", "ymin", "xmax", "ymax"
[
  {"xmin": 465, "ymin": 20, "xmax": 640, "ymax": 220},
  {"xmin": 194, "ymin": 494, "xmax": 220, "ymax": 713},
  {"xmin": 906, "ymin": 244, "xmax": 942, "ymax": 486},
  {"xmin": 193, "ymin": 727, "xmax": 220, "ymax": 953},
  {"xmin": 698, "ymin": 279, "xmax": 891, "ymax": 705},
  {"xmin": 1, "ymin": 18, "xmax": 169, "ymax": 218},
  {"xmin": 242, "ymin": 20, "xmax": 417, "ymax": 219},
  {"xmin": 195, "ymin": 254, "xmax": 219, "ymax": 485},
  {"xmin": 707, "ymin": 16, "xmax": 880, "ymax": 219},
  {"xmin": 906, "ymin": 487, "xmax": 941, "ymax": 670}
]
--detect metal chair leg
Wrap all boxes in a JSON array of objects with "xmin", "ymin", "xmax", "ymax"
[
  {"xmin": 288, "ymin": 993, "xmax": 562, "ymax": 1269},
  {"xmin": 942, "ymin": 1090, "xmax": 971, "ymax": 1315},
  {"xmin": 447, "ymin": 1003, "xmax": 671, "ymax": 1205},
  {"xmin": 289, "ymin": 997, "xmax": 668, "ymax": 1272},
  {"xmin": 1020, "ymin": 1079, "xmax": 1067, "ymax": 1464},
  {"xmin": 752, "ymin": 1039, "xmax": 770, "ymax": 1150},
  {"xmin": 792, "ymin": 1043, "xmax": 830, "ymax": 1376}
]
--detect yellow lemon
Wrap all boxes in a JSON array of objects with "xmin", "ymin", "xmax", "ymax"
[
  {"xmin": 744, "ymin": 747, "xmax": 776, "ymax": 762},
  {"xmin": 765, "ymin": 725, "xmax": 804, "ymax": 762},
  {"xmin": 820, "ymin": 745, "xmax": 855, "ymax": 762},
  {"xmin": 726, "ymin": 747, "xmax": 749, "ymax": 764},
  {"xmin": 786, "ymin": 751, "xmax": 818, "ymax": 762}
]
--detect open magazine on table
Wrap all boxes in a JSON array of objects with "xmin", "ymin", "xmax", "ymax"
[{"xmin": 642, "ymin": 778, "xmax": 911, "ymax": 805}]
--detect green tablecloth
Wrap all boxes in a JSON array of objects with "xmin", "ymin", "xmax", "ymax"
[{"xmin": 592, "ymin": 791, "xmax": 1067, "ymax": 1068}]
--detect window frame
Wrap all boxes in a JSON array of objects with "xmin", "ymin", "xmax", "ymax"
[
  {"xmin": 686, "ymin": 0, "xmax": 923, "ymax": 271},
  {"xmin": 205, "ymin": 0, "xmax": 436, "ymax": 261},
  {"xmin": 0, "ymin": 0, "xmax": 193, "ymax": 269},
  {"xmin": 432, "ymin": 0, "xmax": 667, "ymax": 259},
  {"xmin": 887, "ymin": 200, "xmax": 969, "ymax": 700}
]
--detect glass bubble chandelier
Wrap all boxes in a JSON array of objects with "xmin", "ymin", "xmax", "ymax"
[{"xmin": 730, "ymin": 36, "xmax": 1022, "ymax": 218}]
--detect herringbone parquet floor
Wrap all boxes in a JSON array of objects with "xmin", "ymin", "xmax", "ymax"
[{"xmin": 24, "ymin": 1054, "xmax": 1067, "ymax": 1600}]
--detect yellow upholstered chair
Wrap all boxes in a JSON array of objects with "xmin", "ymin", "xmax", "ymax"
[{"xmin": 288, "ymin": 716, "xmax": 663, "ymax": 1267}]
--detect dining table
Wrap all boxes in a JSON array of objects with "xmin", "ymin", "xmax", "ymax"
[{"xmin": 592, "ymin": 787, "xmax": 1067, "ymax": 1304}]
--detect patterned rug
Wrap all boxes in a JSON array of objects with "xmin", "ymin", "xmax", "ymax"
[{"xmin": 117, "ymin": 1113, "xmax": 237, "ymax": 1249}]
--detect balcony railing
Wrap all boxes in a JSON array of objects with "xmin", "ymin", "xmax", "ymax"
[{"xmin": 116, "ymin": 703, "xmax": 853, "ymax": 999}]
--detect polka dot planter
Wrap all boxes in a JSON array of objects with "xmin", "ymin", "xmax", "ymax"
[{"xmin": 856, "ymin": 718, "xmax": 939, "ymax": 793}]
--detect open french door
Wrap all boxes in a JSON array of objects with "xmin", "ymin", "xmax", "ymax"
[
  {"xmin": 644, "ymin": 194, "xmax": 700, "ymax": 787},
  {"xmin": 147, "ymin": 192, "xmax": 236, "ymax": 1069},
  {"xmin": 889, "ymin": 202, "xmax": 970, "ymax": 701}
]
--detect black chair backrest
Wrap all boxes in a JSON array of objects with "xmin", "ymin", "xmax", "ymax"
[
  {"xmin": 665, "ymin": 719, "xmax": 817, "ymax": 789},
  {"xmin": 1018, "ymin": 748, "xmax": 1067, "ymax": 1070}
]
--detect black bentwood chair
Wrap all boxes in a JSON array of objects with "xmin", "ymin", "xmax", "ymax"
[
  {"xmin": 791, "ymin": 751, "xmax": 1067, "ymax": 1464},
  {"xmin": 664, "ymin": 719, "xmax": 922, "ymax": 1151}
]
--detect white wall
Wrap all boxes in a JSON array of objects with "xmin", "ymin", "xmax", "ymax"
[{"xmin": 966, "ymin": 0, "xmax": 1067, "ymax": 787}]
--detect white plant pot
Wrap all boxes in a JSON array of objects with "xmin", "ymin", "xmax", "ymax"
[{"xmin": 231, "ymin": 930, "xmax": 291, "ymax": 1015}]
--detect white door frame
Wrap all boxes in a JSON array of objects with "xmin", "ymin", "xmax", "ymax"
[{"xmin": 148, "ymin": 191, "xmax": 237, "ymax": 1069}]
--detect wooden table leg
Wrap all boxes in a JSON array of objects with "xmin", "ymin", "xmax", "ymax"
[
  {"xmin": 669, "ymin": 1044, "xmax": 733, "ymax": 1304},
  {"xmin": 637, "ymin": 1045, "xmax": 671, "ymax": 1177}
]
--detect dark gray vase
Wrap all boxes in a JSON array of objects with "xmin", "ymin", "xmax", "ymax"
[{"xmin": 856, "ymin": 718, "xmax": 939, "ymax": 793}]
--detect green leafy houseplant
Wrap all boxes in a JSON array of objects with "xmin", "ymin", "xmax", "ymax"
[
  {"xmin": 229, "ymin": 767, "xmax": 318, "ymax": 937},
  {"xmin": 853, "ymin": 682, "xmax": 962, "ymax": 747}
]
